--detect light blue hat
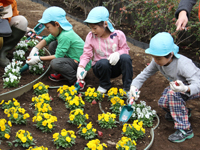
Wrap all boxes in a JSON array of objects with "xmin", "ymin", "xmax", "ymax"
[
  {"xmin": 145, "ymin": 32, "xmax": 180, "ymax": 58},
  {"xmin": 38, "ymin": 6, "xmax": 72, "ymax": 31},
  {"xmin": 84, "ymin": 6, "xmax": 115, "ymax": 32}
]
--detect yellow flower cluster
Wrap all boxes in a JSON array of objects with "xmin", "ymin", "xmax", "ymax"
[
  {"xmin": 107, "ymin": 87, "xmax": 126, "ymax": 97},
  {"xmin": 68, "ymin": 95, "xmax": 85, "ymax": 106},
  {"xmin": 27, "ymin": 146, "xmax": 48, "ymax": 150},
  {"xmin": 98, "ymin": 112, "xmax": 116, "ymax": 122},
  {"xmin": 81, "ymin": 122, "xmax": 96, "ymax": 133},
  {"xmin": 35, "ymin": 102, "xmax": 52, "ymax": 113},
  {"xmin": 57, "ymin": 85, "xmax": 77, "ymax": 101},
  {"xmin": 122, "ymin": 120, "xmax": 145, "ymax": 133},
  {"xmin": 0, "ymin": 118, "xmax": 11, "ymax": 139},
  {"xmin": 3, "ymin": 99, "xmax": 30, "ymax": 122},
  {"xmin": 33, "ymin": 82, "xmax": 49, "ymax": 90},
  {"xmin": 84, "ymin": 87, "xmax": 95, "ymax": 97},
  {"xmin": 110, "ymin": 96, "xmax": 125, "ymax": 106},
  {"xmin": 84, "ymin": 87, "xmax": 104, "ymax": 102},
  {"xmin": 16, "ymin": 129, "xmax": 33, "ymax": 143},
  {"xmin": 69, "ymin": 109, "xmax": 89, "ymax": 121},
  {"xmin": 32, "ymin": 113, "xmax": 57, "ymax": 129},
  {"xmin": 116, "ymin": 136, "xmax": 137, "ymax": 149},
  {"xmin": 32, "ymin": 93, "xmax": 51, "ymax": 104},
  {"xmin": 86, "ymin": 139, "xmax": 107, "ymax": 150},
  {"xmin": 53, "ymin": 129, "xmax": 76, "ymax": 142}
]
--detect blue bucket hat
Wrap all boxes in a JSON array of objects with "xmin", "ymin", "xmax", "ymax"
[
  {"xmin": 145, "ymin": 32, "xmax": 180, "ymax": 58},
  {"xmin": 38, "ymin": 6, "xmax": 72, "ymax": 31},
  {"xmin": 84, "ymin": 6, "xmax": 115, "ymax": 32}
]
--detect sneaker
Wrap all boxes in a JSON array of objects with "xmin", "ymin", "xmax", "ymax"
[
  {"xmin": 49, "ymin": 73, "xmax": 67, "ymax": 82},
  {"xmin": 74, "ymin": 80, "xmax": 85, "ymax": 91},
  {"xmin": 97, "ymin": 86, "xmax": 107, "ymax": 94},
  {"xmin": 165, "ymin": 108, "xmax": 192, "ymax": 121},
  {"xmin": 168, "ymin": 127, "xmax": 194, "ymax": 143}
]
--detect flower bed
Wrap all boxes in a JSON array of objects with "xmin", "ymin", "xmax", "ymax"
[{"xmin": 0, "ymin": 83, "xmax": 157, "ymax": 149}]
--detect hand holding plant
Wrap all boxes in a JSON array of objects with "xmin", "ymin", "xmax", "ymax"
[
  {"xmin": 78, "ymin": 122, "xmax": 97, "ymax": 140},
  {"xmin": 98, "ymin": 112, "xmax": 117, "ymax": 129},
  {"xmin": 53, "ymin": 129, "xmax": 76, "ymax": 149},
  {"xmin": 68, "ymin": 109, "xmax": 89, "ymax": 126},
  {"xmin": 84, "ymin": 139, "xmax": 107, "ymax": 150},
  {"xmin": 116, "ymin": 136, "xmax": 137, "ymax": 150},
  {"xmin": 122, "ymin": 120, "xmax": 145, "ymax": 141},
  {"xmin": 13, "ymin": 129, "xmax": 35, "ymax": 148}
]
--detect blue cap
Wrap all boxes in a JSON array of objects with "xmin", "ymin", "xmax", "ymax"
[
  {"xmin": 145, "ymin": 32, "xmax": 180, "ymax": 58},
  {"xmin": 38, "ymin": 6, "xmax": 72, "ymax": 31},
  {"xmin": 84, "ymin": 6, "xmax": 115, "ymax": 32}
]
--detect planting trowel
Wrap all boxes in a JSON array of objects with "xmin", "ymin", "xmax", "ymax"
[{"xmin": 119, "ymin": 97, "xmax": 135, "ymax": 125}]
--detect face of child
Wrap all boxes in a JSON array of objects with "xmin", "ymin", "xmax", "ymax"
[
  {"xmin": 152, "ymin": 55, "xmax": 173, "ymax": 66},
  {"xmin": 45, "ymin": 22, "xmax": 61, "ymax": 37},
  {"xmin": 88, "ymin": 22, "xmax": 110, "ymax": 38}
]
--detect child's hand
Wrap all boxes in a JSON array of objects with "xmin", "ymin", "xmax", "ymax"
[
  {"xmin": 170, "ymin": 80, "xmax": 188, "ymax": 92},
  {"xmin": 129, "ymin": 86, "xmax": 140, "ymax": 101},
  {"xmin": 29, "ymin": 47, "xmax": 39, "ymax": 57},
  {"xmin": 26, "ymin": 56, "xmax": 41, "ymax": 65},
  {"xmin": 76, "ymin": 67, "xmax": 87, "ymax": 80},
  {"xmin": 108, "ymin": 52, "xmax": 120, "ymax": 65}
]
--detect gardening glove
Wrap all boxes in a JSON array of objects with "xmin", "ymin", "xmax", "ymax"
[
  {"xmin": 129, "ymin": 85, "xmax": 140, "ymax": 101},
  {"xmin": 108, "ymin": 52, "xmax": 120, "ymax": 65},
  {"xmin": 76, "ymin": 67, "xmax": 87, "ymax": 80},
  {"xmin": 170, "ymin": 80, "xmax": 188, "ymax": 93},
  {"xmin": 29, "ymin": 47, "xmax": 39, "ymax": 57},
  {"xmin": 26, "ymin": 56, "xmax": 41, "ymax": 65}
]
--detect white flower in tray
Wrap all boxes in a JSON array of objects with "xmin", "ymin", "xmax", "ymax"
[
  {"xmin": 3, "ymin": 73, "xmax": 21, "ymax": 88},
  {"xmin": 130, "ymin": 100, "xmax": 156, "ymax": 127},
  {"xmin": 29, "ymin": 61, "xmax": 44, "ymax": 75},
  {"xmin": 15, "ymin": 40, "xmax": 28, "ymax": 52},
  {"xmin": 13, "ymin": 50, "xmax": 26, "ymax": 61},
  {"xmin": 27, "ymin": 39, "xmax": 39, "ymax": 48}
]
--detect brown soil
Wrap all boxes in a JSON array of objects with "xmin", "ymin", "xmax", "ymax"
[{"xmin": 0, "ymin": 0, "xmax": 200, "ymax": 150}]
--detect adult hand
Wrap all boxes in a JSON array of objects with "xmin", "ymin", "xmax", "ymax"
[
  {"xmin": 170, "ymin": 80, "xmax": 188, "ymax": 92},
  {"xmin": 26, "ymin": 56, "xmax": 41, "ymax": 65},
  {"xmin": 129, "ymin": 85, "xmax": 140, "ymax": 101},
  {"xmin": 108, "ymin": 52, "xmax": 120, "ymax": 65},
  {"xmin": 76, "ymin": 67, "xmax": 87, "ymax": 80},
  {"xmin": 176, "ymin": 10, "xmax": 188, "ymax": 31},
  {"xmin": 29, "ymin": 47, "xmax": 39, "ymax": 57}
]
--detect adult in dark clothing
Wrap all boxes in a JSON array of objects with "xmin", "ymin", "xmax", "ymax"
[{"xmin": 175, "ymin": 0, "xmax": 197, "ymax": 31}]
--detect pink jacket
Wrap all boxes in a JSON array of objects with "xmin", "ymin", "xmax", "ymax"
[{"xmin": 79, "ymin": 30, "xmax": 130, "ymax": 67}]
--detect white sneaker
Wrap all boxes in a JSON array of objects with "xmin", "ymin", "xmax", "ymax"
[{"xmin": 97, "ymin": 86, "xmax": 107, "ymax": 94}]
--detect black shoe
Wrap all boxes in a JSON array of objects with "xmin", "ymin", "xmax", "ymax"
[
  {"xmin": 165, "ymin": 108, "xmax": 192, "ymax": 121},
  {"xmin": 168, "ymin": 127, "xmax": 194, "ymax": 143}
]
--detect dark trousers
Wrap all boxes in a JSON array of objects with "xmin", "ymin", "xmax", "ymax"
[
  {"xmin": 92, "ymin": 54, "xmax": 133, "ymax": 90},
  {"xmin": 49, "ymin": 41, "xmax": 78, "ymax": 84}
]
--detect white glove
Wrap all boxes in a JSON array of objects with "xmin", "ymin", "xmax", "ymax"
[
  {"xmin": 76, "ymin": 67, "xmax": 87, "ymax": 80},
  {"xmin": 170, "ymin": 80, "xmax": 188, "ymax": 93},
  {"xmin": 29, "ymin": 47, "xmax": 39, "ymax": 57},
  {"xmin": 108, "ymin": 52, "xmax": 120, "ymax": 65},
  {"xmin": 26, "ymin": 56, "xmax": 41, "ymax": 65},
  {"xmin": 129, "ymin": 86, "xmax": 141, "ymax": 101}
]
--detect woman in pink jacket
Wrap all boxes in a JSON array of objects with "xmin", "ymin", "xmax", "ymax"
[{"xmin": 77, "ymin": 6, "xmax": 133, "ymax": 94}]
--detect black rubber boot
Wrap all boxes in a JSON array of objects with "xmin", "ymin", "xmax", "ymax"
[{"xmin": 0, "ymin": 26, "xmax": 26, "ymax": 67}]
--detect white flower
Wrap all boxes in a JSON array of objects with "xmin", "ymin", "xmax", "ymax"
[
  {"xmin": 140, "ymin": 101, "xmax": 146, "ymax": 106},
  {"xmin": 132, "ymin": 113, "xmax": 136, "ymax": 118},
  {"xmin": 33, "ymin": 67, "xmax": 36, "ymax": 71},
  {"xmin": 145, "ymin": 113, "xmax": 150, "ymax": 119},
  {"xmin": 152, "ymin": 110, "xmax": 156, "ymax": 115},
  {"xmin": 136, "ymin": 107, "xmax": 141, "ymax": 113}
]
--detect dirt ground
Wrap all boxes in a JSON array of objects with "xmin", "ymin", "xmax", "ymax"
[{"xmin": 0, "ymin": 0, "xmax": 200, "ymax": 150}]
